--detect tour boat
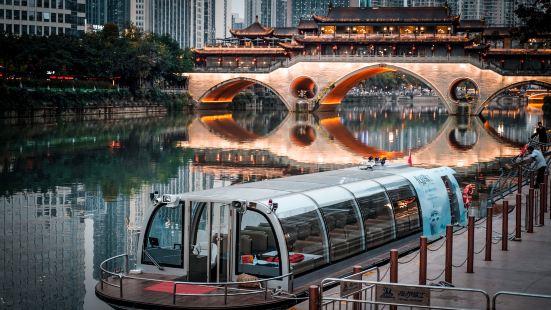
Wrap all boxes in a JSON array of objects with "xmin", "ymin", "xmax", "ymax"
[{"xmin": 96, "ymin": 161, "xmax": 466, "ymax": 309}]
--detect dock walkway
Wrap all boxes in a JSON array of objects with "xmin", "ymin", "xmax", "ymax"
[{"xmin": 296, "ymin": 186, "xmax": 551, "ymax": 309}]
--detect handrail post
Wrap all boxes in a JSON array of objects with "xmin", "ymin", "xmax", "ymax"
[
  {"xmin": 419, "ymin": 237, "xmax": 427, "ymax": 285},
  {"xmin": 540, "ymin": 183, "xmax": 545, "ymax": 226},
  {"xmin": 119, "ymin": 276, "xmax": 123, "ymax": 298},
  {"xmin": 485, "ymin": 206, "xmax": 493, "ymax": 261},
  {"xmin": 467, "ymin": 215, "xmax": 475, "ymax": 273},
  {"xmin": 309, "ymin": 285, "xmax": 319, "ymax": 310},
  {"xmin": 515, "ymin": 194, "xmax": 522, "ymax": 241},
  {"xmin": 528, "ymin": 188, "xmax": 534, "ymax": 233},
  {"xmin": 544, "ymin": 173, "xmax": 548, "ymax": 213},
  {"xmin": 353, "ymin": 265, "xmax": 362, "ymax": 310},
  {"xmin": 173, "ymin": 283, "xmax": 177, "ymax": 305},
  {"xmin": 224, "ymin": 284, "xmax": 228, "ymax": 305},
  {"xmin": 264, "ymin": 279, "xmax": 269, "ymax": 300},
  {"xmin": 502, "ymin": 201, "xmax": 508, "ymax": 250},
  {"xmin": 445, "ymin": 225, "xmax": 453, "ymax": 283}
]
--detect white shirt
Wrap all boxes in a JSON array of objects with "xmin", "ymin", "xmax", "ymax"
[{"xmin": 530, "ymin": 149, "xmax": 547, "ymax": 169}]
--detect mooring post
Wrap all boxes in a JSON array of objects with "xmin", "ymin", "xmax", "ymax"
[
  {"xmin": 419, "ymin": 237, "xmax": 427, "ymax": 285},
  {"xmin": 544, "ymin": 173, "xmax": 548, "ymax": 213},
  {"xmin": 308, "ymin": 285, "xmax": 319, "ymax": 310},
  {"xmin": 515, "ymin": 194, "xmax": 522, "ymax": 241},
  {"xmin": 467, "ymin": 215, "xmax": 475, "ymax": 273},
  {"xmin": 353, "ymin": 265, "xmax": 362, "ymax": 310},
  {"xmin": 502, "ymin": 201, "xmax": 508, "ymax": 251},
  {"xmin": 517, "ymin": 166, "xmax": 523, "ymax": 194},
  {"xmin": 530, "ymin": 172, "xmax": 535, "ymax": 189},
  {"xmin": 390, "ymin": 249, "xmax": 398, "ymax": 310},
  {"xmin": 445, "ymin": 225, "xmax": 453, "ymax": 283},
  {"xmin": 528, "ymin": 188, "xmax": 534, "ymax": 233},
  {"xmin": 390, "ymin": 249, "xmax": 398, "ymax": 283},
  {"xmin": 540, "ymin": 183, "xmax": 545, "ymax": 226},
  {"xmin": 485, "ymin": 206, "xmax": 493, "ymax": 261}
]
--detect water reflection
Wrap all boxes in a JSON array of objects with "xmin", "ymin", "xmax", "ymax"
[{"xmin": 0, "ymin": 107, "xmax": 542, "ymax": 310}]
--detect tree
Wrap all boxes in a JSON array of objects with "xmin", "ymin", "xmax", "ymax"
[{"xmin": 516, "ymin": 0, "xmax": 551, "ymax": 44}]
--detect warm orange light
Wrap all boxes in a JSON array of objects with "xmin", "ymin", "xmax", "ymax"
[
  {"xmin": 321, "ymin": 67, "xmax": 394, "ymax": 105},
  {"xmin": 201, "ymin": 79, "xmax": 255, "ymax": 103}
]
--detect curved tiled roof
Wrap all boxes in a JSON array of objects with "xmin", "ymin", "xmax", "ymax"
[
  {"xmin": 313, "ymin": 7, "xmax": 457, "ymax": 23},
  {"xmin": 230, "ymin": 21, "xmax": 273, "ymax": 37},
  {"xmin": 273, "ymin": 27, "xmax": 299, "ymax": 37},
  {"xmin": 298, "ymin": 19, "xmax": 318, "ymax": 30}
]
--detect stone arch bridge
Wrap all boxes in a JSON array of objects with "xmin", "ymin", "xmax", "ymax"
[{"xmin": 185, "ymin": 56, "xmax": 551, "ymax": 114}]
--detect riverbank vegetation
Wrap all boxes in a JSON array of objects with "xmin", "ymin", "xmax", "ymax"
[{"xmin": 0, "ymin": 23, "xmax": 194, "ymax": 111}]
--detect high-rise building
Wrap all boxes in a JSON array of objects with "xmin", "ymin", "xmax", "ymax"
[
  {"xmin": 130, "ymin": 0, "xmax": 147, "ymax": 30},
  {"xmin": 244, "ymin": 0, "xmax": 287, "ymax": 27},
  {"xmin": 215, "ymin": 0, "xmax": 232, "ymax": 40},
  {"xmin": 231, "ymin": 13, "xmax": 244, "ymax": 29},
  {"xmin": 0, "ymin": 0, "xmax": 86, "ymax": 36},
  {"xmin": 86, "ymin": 0, "xmax": 130, "ymax": 29},
  {"xmin": 288, "ymin": 0, "xmax": 350, "ymax": 27},
  {"xmin": 147, "ymin": 0, "xmax": 205, "ymax": 48}
]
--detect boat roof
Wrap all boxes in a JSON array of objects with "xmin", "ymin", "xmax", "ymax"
[{"xmin": 177, "ymin": 163, "xmax": 426, "ymax": 203}]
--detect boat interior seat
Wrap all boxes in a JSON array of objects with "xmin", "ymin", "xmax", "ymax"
[
  {"xmin": 245, "ymin": 226, "xmax": 276, "ymax": 250},
  {"xmin": 239, "ymin": 235, "xmax": 252, "ymax": 255},
  {"xmin": 242, "ymin": 230, "xmax": 268, "ymax": 255}
]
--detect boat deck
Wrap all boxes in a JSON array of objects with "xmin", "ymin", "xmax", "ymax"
[{"xmin": 95, "ymin": 272, "xmax": 289, "ymax": 309}]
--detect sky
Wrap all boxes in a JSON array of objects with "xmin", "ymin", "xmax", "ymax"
[{"xmin": 232, "ymin": 0, "xmax": 245, "ymax": 17}]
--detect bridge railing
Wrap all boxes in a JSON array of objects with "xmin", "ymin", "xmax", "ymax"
[{"xmin": 193, "ymin": 54, "xmax": 485, "ymax": 73}]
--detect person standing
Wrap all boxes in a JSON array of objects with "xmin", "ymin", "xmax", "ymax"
[
  {"xmin": 526, "ymin": 146, "xmax": 547, "ymax": 186},
  {"xmin": 531, "ymin": 122, "xmax": 548, "ymax": 150}
]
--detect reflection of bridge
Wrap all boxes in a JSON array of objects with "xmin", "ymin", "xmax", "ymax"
[
  {"xmin": 180, "ymin": 111, "xmax": 522, "ymax": 169},
  {"xmin": 186, "ymin": 56, "xmax": 551, "ymax": 114}
]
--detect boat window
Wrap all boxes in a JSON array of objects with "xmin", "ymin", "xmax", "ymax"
[
  {"xmin": 237, "ymin": 210, "xmax": 281, "ymax": 277},
  {"xmin": 343, "ymin": 181, "xmax": 396, "ymax": 248},
  {"xmin": 377, "ymin": 176, "xmax": 421, "ymax": 238},
  {"xmin": 271, "ymin": 194, "xmax": 329, "ymax": 276},
  {"xmin": 441, "ymin": 176, "xmax": 461, "ymax": 224},
  {"xmin": 306, "ymin": 187, "xmax": 364, "ymax": 262},
  {"xmin": 142, "ymin": 204, "xmax": 183, "ymax": 268}
]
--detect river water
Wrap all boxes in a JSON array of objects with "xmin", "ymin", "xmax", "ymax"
[{"xmin": 0, "ymin": 103, "xmax": 541, "ymax": 309}]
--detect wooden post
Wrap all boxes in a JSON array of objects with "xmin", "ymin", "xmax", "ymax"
[
  {"xmin": 515, "ymin": 194, "xmax": 522, "ymax": 241},
  {"xmin": 390, "ymin": 249, "xmax": 398, "ymax": 283},
  {"xmin": 467, "ymin": 216, "xmax": 475, "ymax": 273},
  {"xmin": 502, "ymin": 201, "xmax": 508, "ymax": 251},
  {"xmin": 485, "ymin": 206, "xmax": 493, "ymax": 261},
  {"xmin": 308, "ymin": 285, "xmax": 319, "ymax": 310},
  {"xmin": 540, "ymin": 184, "xmax": 545, "ymax": 226},
  {"xmin": 530, "ymin": 172, "xmax": 535, "ymax": 189},
  {"xmin": 353, "ymin": 265, "xmax": 362, "ymax": 310},
  {"xmin": 544, "ymin": 173, "xmax": 548, "ymax": 213},
  {"xmin": 445, "ymin": 225, "xmax": 453, "ymax": 283},
  {"xmin": 528, "ymin": 188, "xmax": 534, "ymax": 233},
  {"xmin": 390, "ymin": 249, "xmax": 398, "ymax": 310},
  {"xmin": 419, "ymin": 237, "xmax": 427, "ymax": 285},
  {"xmin": 517, "ymin": 166, "xmax": 523, "ymax": 194}
]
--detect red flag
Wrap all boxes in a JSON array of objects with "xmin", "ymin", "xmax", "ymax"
[{"xmin": 408, "ymin": 149, "xmax": 413, "ymax": 167}]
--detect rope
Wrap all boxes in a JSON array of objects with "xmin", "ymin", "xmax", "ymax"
[
  {"xmin": 452, "ymin": 257, "xmax": 468, "ymax": 268},
  {"xmin": 379, "ymin": 265, "xmax": 390, "ymax": 281},
  {"xmin": 453, "ymin": 227, "xmax": 468, "ymax": 236},
  {"xmin": 427, "ymin": 238, "xmax": 446, "ymax": 252},
  {"xmin": 474, "ymin": 244, "xmax": 486, "ymax": 254},
  {"xmin": 426, "ymin": 268, "xmax": 446, "ymax": 281},
  {"xmin": 398, "ymin": 250, "xmax": 420, "ymax": 264}
]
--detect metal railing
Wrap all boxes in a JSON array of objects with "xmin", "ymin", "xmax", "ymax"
[
  {"xmin": 99, "ymin": 253, "xmax": 293, "ymax": 305},
  {"xmin": 487, "ymin": 134, "xmax": 551, "ymax": 204},
  {"xmin": 320, "ymin": 266, "xmax": 381, "ymax": 310},
  {"xmin": 194, "ymin": 54, "xmax": 486, "ymax": 74},
  {"xmin": 320, "ymin": 277, "xmax": 491, "ymax": 310},
  {"xmin": 492, "ymin": 291, "xmax": 551, "ymax": 310}
]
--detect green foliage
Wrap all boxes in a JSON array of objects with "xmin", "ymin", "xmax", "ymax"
[
  {"xmin": 516, "ymin": 0, "xmax": 551, "ymax": 43},
  {"xmin": 0, "ymin": 24, "xmax": 193, "ymax": 93}
]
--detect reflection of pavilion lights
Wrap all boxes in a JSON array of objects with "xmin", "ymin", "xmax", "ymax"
[{"xmin": 389, "ymin": 132, "xmax": 394, "ymax": 143}]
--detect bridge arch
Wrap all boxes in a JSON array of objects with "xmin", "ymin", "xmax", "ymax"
[
  {"xmin": 317, "ymin": 63, "xmax": 451, "ymax": 113},
  {"xmin": 475, "ymin": 80, "xmax": 551, "ymax": 114},
  {"xmin": 197, "ymin": 77, "xmax": 291, "ymax": 110}
]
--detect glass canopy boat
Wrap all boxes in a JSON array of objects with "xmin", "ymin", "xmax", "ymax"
[{"xmin": 96, "ymin": 163, "xmax": 466, "ymax": 309}]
